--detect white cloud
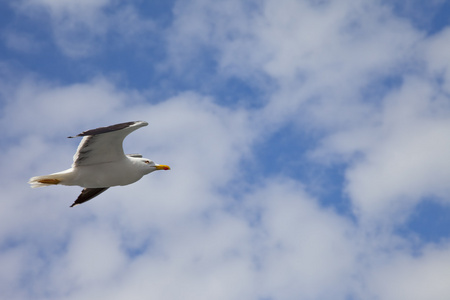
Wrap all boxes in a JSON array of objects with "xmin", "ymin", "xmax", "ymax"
[
  {"xmin": 238, "ymin": 178, "xmax": 358, "ymax": 300},
  {"xmin": 313, "ymin": 76, "xmax": 450, "ymax": 223},
  {"xmin": 0, "ymin": 77, "xmax": 127, "ymax": 138},
  {"xmin": 367, "ymin": 243, "xmax": 450, "ymax": 300}
]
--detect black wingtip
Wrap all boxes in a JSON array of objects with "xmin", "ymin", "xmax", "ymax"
[{"xmin": 70, "ymin": 187, "xmax": 109, "ymax": 207}]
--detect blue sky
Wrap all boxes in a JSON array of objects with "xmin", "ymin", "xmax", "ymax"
[{"xmin": 1, "ymin": 0, "xmax": 450, "ymax": 299}]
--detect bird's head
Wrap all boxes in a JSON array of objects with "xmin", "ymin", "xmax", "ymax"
[{"xmin": 141, "ymin": 158, "xmax": 171, "ymax": 174}]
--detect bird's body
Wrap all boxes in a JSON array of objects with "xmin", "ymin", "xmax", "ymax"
[
  {"xmin": 29, "ymin": 121, "xmax": 170, "ymax": 207},
  {"xmin": 39, "ymin": 156, "xmax": 149, "ymax": 188}
]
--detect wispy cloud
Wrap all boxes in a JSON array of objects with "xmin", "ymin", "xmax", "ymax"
[
  {"xmin": 13, "ymin": 0, "xmax": 157, "ymax": 58},
  {"xmin": 1, "ymin": 30, "xmax": 41, "ymax": 53}
]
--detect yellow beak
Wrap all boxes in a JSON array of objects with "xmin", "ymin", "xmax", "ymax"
[{"xmin": 155, "ymin": 164, "xmax": 171, "ymax": 170}]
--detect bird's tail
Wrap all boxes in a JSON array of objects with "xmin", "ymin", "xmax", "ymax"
[{"xmin": 29, "ymin": 173, "xmax": 65, "ymax": 188}]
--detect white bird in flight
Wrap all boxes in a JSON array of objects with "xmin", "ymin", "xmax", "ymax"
[{"xmin": 29, "ymin": 121, "xmax": 170, "ymax": 207}]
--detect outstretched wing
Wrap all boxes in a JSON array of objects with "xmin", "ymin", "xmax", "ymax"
[
  {"xmin": 70, "ymin": 187, "xmax": 109, "ymax": 207},
  {"xmin": 69, "ymin": 121, "xmax": 148, "ymax": 167}
]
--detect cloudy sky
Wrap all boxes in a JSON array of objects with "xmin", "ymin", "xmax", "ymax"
[{"xmin": 1, "ymin": 0, "xmax": 450, "ymax": 299}]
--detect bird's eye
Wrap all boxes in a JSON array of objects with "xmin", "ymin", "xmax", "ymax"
[{"xmin": 144, "ymin": 160, "xmax": 150, "ymax": 164}]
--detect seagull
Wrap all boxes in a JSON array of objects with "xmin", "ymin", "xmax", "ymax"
[{"xmin": 29, "ymin": 121, "xmax": 170, "ymax": 207}]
